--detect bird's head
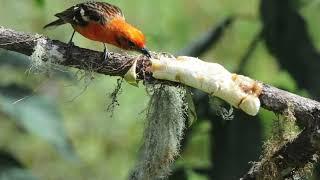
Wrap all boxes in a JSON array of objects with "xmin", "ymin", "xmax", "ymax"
[{"xmin": 109, "ymin": 18, "xmax": 151, "ymax": 57}]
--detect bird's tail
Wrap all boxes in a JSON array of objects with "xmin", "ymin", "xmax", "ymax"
[{"xmin": 43, "ymin": 19, "xmax": 65, "ymax": 29}]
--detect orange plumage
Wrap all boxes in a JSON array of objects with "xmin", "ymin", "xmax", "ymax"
[{"xmin": 44, "ymin": 1, "xmax": 150, "ymax": 58}]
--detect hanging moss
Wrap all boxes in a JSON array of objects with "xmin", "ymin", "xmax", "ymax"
[{"xmin": 129, "ymin": 84, "xmax": 187, "ymax": 180}]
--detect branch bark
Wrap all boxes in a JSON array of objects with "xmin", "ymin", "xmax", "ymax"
[
  {"xmin": 242, "ymin": 84, "xmax": 320, "ymax": 179},
  {"xmin": 1, "ymin": 26, "xmax": 320, "ymax": 179},
  {"xmin": 0, "ymin": 26, "xmax": 262, "ymax": 115}
]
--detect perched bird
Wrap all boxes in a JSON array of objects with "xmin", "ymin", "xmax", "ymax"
[{"xmin": 44, "ymin": 1, "xmax": 151, "ymax": 60}]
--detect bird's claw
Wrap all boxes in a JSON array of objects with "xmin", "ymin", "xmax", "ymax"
[
  {"xmin": 67, "ymin": 41, "xmax": 75, "ymax": 48},
  {"xmin": 66, "ymin": 42, "xmax": 75, "ymax": 59},
  {"xmin": 101, "ymin": 50, "xmax": 110, "ymax": 65}
]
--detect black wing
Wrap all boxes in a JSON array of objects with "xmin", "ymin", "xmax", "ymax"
[
  {"xmin": 82, "ymin": 2, "xmax": 124, "ymax": 20},
  {"xmin": 43, "ymin": 5, "xmax": 76, "ymax": 28},
  {"xmin": 54, "ymin": 5, "xmax": 88, "ymax": 26},
  {"xmin": 55, "ymin": 2, "xmax": 124, "ymax": 27}
]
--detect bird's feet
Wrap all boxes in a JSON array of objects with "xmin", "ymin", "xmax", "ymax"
[
  {"xmin": 101, "ymin": 49, "xmax": 111, "ymax": 65},
  {"xmin": 66, "ymin": 30, "xmax": 76, "ymax": 59},
  {"xmin": 101, "ymin": 44, "xmax": 110, "ymax": 65},
  {"xmin": 66, "ymin": 41, "xmax": 75, "ymax": 59},
  {"xmin": 67, "ymin": 41, "xmax": 74, "ymax": 48}
]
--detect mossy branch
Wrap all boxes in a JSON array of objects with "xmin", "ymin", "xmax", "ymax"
[
  {"xmin": 1, "ymin": 26, "xmax": 320, "ymax": 179},
  {"xmin": 0, "ymin": 26, "xmax": 262, "ymax": 115}
]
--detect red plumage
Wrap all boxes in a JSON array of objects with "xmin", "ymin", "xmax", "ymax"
[{"xmin": 44, "ymin": 1, "xmax": 150, "ymax": 57}]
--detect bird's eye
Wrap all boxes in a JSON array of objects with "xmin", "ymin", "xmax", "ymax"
[{"xmin": 128, "ymin": 41, "xmax": 135, "ymax": 48}]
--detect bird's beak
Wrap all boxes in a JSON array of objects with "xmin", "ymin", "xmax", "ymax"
[{"xmin": 140, "ymin": 47, "xmax": 151, "ymax": 58}]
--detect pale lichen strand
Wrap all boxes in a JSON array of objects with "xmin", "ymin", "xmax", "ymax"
[
  {"xmin": 29, "ymin": 35, "xmax": 65, "ymax": 75},
  {"xmin": 0, "ymin": 26, "xmax": 5, "ymax": 34},
  {"xmin": 29, "ymin": 35, "xmax": 48, "ymax": 73},
  {"xmin": 129, "ymin": 84, "xmax": 186, "ymax": 180},
  {"xmin": 256, "ymin": 106, "xmax": 309, "ymax": 179},
  {"xmin": 47, "ymin": 43, "xmax": 64, "ymax": 63}
]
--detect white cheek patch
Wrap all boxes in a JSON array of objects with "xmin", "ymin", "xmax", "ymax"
[
  {"xmin": 80, "ymin": 8, "xmax": 85, "ymax": 16},
  {"xmin": 79, "ymin": 8, "xmax": 90, "ymax": 22}
]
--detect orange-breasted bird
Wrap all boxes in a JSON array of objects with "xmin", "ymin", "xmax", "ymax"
[{"xmin": 44, "ymin": 1, "xmax": 151, "ymax": 60}]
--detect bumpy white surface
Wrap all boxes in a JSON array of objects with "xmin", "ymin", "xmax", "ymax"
[
  {"xmin": 150, "ymin": 56, "xmax": 262, "ymax": 116},
  {"xmin": 29, "ymin": 35, "xmax": 65, "ymax": 73},
  {"xmin": 48, "ymin": 44, "xmax": 64, "ymax": 63},
  {"xmin": 31, "ymin": 35, "xmax": 64, "ymax": 63},
  {"xmin": 29, "ymin": 35, "xmax": 48, "ymax": 73}
]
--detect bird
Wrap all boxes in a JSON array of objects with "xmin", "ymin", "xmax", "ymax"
[{"xmin": 43, "ymin": 1, "xmax": 151, "ymax": 61}]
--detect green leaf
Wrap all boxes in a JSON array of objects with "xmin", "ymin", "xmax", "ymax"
[
  {"xmin": 0, "ymin": 85, "xmax": 77, "ymax": 161},
  {"xmin": 186, "ymin": 90, "xmax": 197, "ymax": 126},
  {"xmin": 0, "ymin": 151, "xmax": 37, "ymax": 180}
]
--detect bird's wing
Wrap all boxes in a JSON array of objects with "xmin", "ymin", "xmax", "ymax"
[{"xmin": 55, "ymin": 2, "xmax": 124, "ymax": 27}]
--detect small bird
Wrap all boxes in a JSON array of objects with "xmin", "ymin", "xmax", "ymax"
[{"xmin": 44, "ymin": 1, "xmax": 151, "ymax": 60}]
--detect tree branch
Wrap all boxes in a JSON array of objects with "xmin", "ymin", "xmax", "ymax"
[
  {"xmin": 240, "ymin": 85, "xmax": 320, "ymax": 179},
  {"xmin": 0, "ymin": 27, "xmax": 150, "ymax": 79},
  {"xmin": 1, "ymin": 26, "xmax": 320, "ymax": 179},
  {"xmin": 0, "ymin": 26, "xmax": 262, "ymax": 115}
]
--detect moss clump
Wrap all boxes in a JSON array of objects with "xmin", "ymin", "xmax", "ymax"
[
  {"xmin": 257, "ymin": 105, "xmax": 314, "ymax": 180},
  {"xmin": 130, "ymin": 84, "xmax": 187, "ymax": 180}
]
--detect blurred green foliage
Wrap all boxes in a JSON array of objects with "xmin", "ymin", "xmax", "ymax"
[
  {"xmin": 34, "ymin": 0, "xmax": 45, "ymax": 8},
  {"xmin": 0, "ymin": 84, "xmax": 76, "ymax": 161},
  {"xmin": 0, "ymin": 0, "xmax": 320, "ymax": 179}
]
